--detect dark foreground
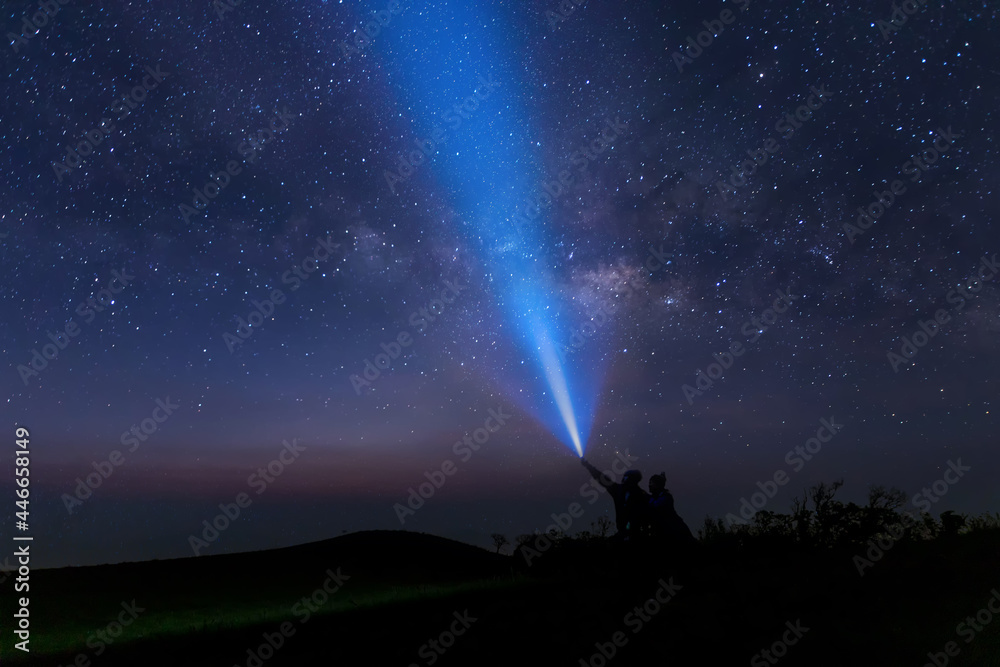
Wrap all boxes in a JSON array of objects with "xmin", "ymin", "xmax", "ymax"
[{"xmin": 4, "ymin": 530, "xmax": 1000, "ymax": 666}]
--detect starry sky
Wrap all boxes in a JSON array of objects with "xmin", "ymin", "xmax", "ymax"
[{"xmin": 3, "ymin": 0, "xmax": 999, "ymax": 568}]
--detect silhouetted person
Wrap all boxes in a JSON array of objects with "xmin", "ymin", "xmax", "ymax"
[
  {"xmin": 647, "ymin": 472, "xmax": 696, "ymax": 550},
  {"xmin": 940, "ymin": 510, "xmax": 966, "ymax": 538},
  {"xmin": 581, "ymin": 457, "xmax": 649, "ymax": 542}
]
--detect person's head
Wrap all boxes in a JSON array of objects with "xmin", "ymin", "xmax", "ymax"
[
  {"xmin": 622, "ymin": 470, "xmax": 642, "ymax": 488},
  {"xmin": 649, "ymin": 472, "xmax": 666, "ymax": 494}
]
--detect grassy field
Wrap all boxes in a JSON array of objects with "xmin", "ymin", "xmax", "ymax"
[{"xmin": 11, "ymin": 576, "xmax": 528, "ymax": 659}]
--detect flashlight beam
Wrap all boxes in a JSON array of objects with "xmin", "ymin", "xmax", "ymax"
[{"xmin": 536, "ymin": 329, "xmax": 584, "ymax": 457}]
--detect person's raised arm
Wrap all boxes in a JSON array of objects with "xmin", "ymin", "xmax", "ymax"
[{"xmin": 581, "ymin": 457, "xmax": 613, "ymax": 489}]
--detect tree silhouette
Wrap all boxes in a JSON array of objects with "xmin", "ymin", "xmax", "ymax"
[
  {"xmin": 491, "ymin": 533, "xmax": 509, "ymax": 554},
  {"xmin": 592, "ymin": 515, "xmax": 613, "ymax": 538}
]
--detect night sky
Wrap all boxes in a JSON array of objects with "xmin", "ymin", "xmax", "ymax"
[{"xmin": 3, "ymin": 0, "xmax": 998, "ymax": 568}]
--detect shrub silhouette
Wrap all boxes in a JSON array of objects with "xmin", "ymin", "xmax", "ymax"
[
  {"xmin": 696, "ymin": 480, "xmax": 997, "ymax": 551},
  {"xmin": 509, "ymin": 479, "xmax": 998, "ymax": 575}
]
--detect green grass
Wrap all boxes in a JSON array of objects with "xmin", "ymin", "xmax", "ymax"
[{"xmin": 7, "ymin": 576, "xmax": 528, "ymax": 660}]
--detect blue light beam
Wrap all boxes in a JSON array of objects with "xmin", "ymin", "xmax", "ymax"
[
  {"xmin": 367, "ymin": 0, "xmax": 597, "ymax": 456},
  {"xmin": 532, "ymin": 318, "xmax": 584, "ymax": 457}
]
